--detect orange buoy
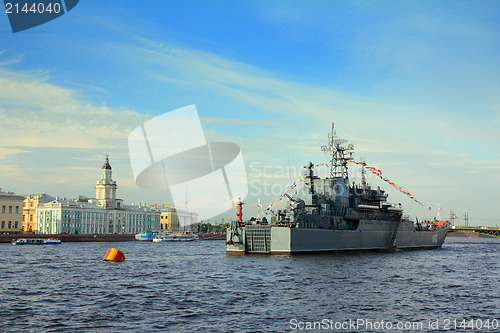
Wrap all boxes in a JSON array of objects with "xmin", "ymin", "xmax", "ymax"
[{"xmin": 102, "ymin": 248, "xmax": 125, "ymax": 261}]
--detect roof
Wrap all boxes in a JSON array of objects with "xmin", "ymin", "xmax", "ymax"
[
  {"xmin": 0, "ymin": 192, "xmax": 25, "ymax": 200},
  {"xmin": 102, "ymin": 156, "xmax": 112, "ymax": 170},
  {"xmin": 41, "ymin": 199, "xmax": 103, "ymax": 210},
  {"xmin": 25, "ymin": 193, "xmax": 56, "ymax": 201}
]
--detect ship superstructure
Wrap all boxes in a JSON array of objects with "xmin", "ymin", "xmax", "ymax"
[{"xmin": 226, "ymin": 124, "xmax": 449, "ymax": 254}]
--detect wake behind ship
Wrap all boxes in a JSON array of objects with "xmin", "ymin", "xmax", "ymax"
[{"xmin": 226, "ymin": 124, "xmax": 450, "ymax": 255}]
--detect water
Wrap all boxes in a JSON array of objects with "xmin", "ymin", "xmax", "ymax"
[{"xmin": 1, "ymin": 238, "xmax": 499, "ymax": 332}]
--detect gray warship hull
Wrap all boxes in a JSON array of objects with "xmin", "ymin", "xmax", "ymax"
[{"xmin": 226, "ymin": 221, "xmax": 449, "ymax": 255}]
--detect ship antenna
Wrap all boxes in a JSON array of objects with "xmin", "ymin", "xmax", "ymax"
[
  {"xmin": 361, "ymin": 158, "xmax": 367, "ymax": 188},
  {"xmin": 321, "ymin": 122, "xmax": 354, "ymax": 179}
]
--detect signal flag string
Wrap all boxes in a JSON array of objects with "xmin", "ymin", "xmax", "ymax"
[
  {"xmin": 261, "ymin": 160, "xmax": 431, "ymax": 214},
  {"xmin": 347, "ymin": 160, "xmax": 431, "ymax": 211}
]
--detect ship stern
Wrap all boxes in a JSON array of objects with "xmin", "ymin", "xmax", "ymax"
[{"xmin": 226, "ymin": 222, "xmax": 246, "ymax": 255}]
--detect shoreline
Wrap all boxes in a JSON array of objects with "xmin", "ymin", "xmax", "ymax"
[
  {"xmin": 0, "ymin": 233, "xmax": 135, "ymax": 243},
  {"xmin": 446, "ymin": 231, "xmax": 496, "ymax": 239},
  {"xmin": 2, "ymin": 231, "xmax": 493, "ymax": 243},
  {"xmin": 1, "ymin": 232, "xmax": 227, "ymax": 243}
]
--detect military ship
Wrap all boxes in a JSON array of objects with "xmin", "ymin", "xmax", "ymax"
[{"xmin": 226, "ymin": 124, "xmax": 450, "ymax": 255}]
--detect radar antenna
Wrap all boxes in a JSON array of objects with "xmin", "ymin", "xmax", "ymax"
[{"xmin": 321, "ymin": 123, "xmax": 354, "ymax": 179}]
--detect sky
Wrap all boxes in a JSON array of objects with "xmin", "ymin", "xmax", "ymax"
[{"xmin": 0, "ymin": 1, "xmax": 499, "ymax": 226}]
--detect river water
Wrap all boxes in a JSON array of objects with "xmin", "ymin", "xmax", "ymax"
[{"xmin": 1, "ymin": 237, "xmax": 499, "ymax": 332}]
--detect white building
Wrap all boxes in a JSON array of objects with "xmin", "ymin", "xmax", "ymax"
[
  {"xmin": 23, "ymin": 193, "xmax": 55, "ymax": 233},
  {"xmin": 36, "ymin": 156, "xmax": 160, "ymax": 234},
  {"xmin": 92, "ymin": 155, "xmax": 123, "ymax": 209}
]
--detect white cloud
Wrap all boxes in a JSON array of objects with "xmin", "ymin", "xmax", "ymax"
[
  {"xmin": 0, "ymin": 147, "xmax": 31, "ymax": 159},
  {"xmin": 113, "ymin": 36, "xmax": 499, "ymax": 152},
  {"xmin": 1, "ymin": 31, "xmax": 498, "ymax": 224},
  {"xmin": 0, "ymin": 68, "xmax": 151, "ymax": 150},
  {"xmin": 0, "ymin": 64, "xmax": 155, "ymax": 199}
]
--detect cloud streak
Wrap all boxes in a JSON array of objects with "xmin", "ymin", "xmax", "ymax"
[{"xmin": 1, "ymin": 1, "xmax": 499, "ymax": 224}]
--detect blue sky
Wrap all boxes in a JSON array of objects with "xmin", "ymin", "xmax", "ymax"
[{"xmin": 0, "ymin": 1, "xmax": 499, "ymax": 225}]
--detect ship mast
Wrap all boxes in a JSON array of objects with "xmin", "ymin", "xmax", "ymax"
[
  {"xmin": 361, "ymin": 158, "xmax": 367, "ymax": 188},
  {"xmin": 321, "ymin": 123, "xmax": 354, "ymax": 180}
]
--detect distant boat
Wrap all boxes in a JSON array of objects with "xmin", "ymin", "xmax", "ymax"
[
  {"xmin": 12, "ymin": 238, "xmax": 61, "ymax": 245},
  {"xmin": 153, "ymin": 232, "xmax": 198, "ymax": 242},
  {"xmin": 135, "ymin": 231, "xmax": 162, "ymax": 241}
]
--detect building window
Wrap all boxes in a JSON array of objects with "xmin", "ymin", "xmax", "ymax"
[
  {"xmin": 14, "ymin": 221, "xmax": 18, "ymax": 229},
  {"xmin": 9, "ymin": 206, "xmax": 12, "ymax": 213},
  {"xmin": 1, "ymin": 206, "xmax": 4, "ymax": 213},
  {"xmin": 1, "ymin": 221, "xmax": 4, "ymax": 228},
  {"xmin": 15, "ymin": 206, "xmax": 19, "ymax": 214},
  {"xmin": 8, "ymin": 221, "xmax": 12, "ymax": 228}
]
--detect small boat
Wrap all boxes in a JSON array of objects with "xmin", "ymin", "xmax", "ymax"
[
  {"xmin": 12, "ymin": 238, "xmax": 61, "ymax": 245},
  {"xmin": 153, "ymin": 232, "xmax": 198, "ymax": 242},
  {"xmin": 135, "ymin": 231, "xmax": 162, "ymax": 241}
]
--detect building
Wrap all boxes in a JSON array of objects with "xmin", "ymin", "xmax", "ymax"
[
  {"xmin": 92, "ymin": 155, "xmax": 123, "ymax": 209},
  {"xmin": 35, "ymin": 156, "xmax": 160, "ymax": 234},
  {"xmin": 36, "ymin": 200, "xmax": 159, "ymax": 234},
  {"xmin": 174, "ymin": 208, "xmax": 198, "ymax": 231},
  {"xmin": 0, "ymin": 188, "xmax": 24, "ymax": 233},
  {"xmin": 150, "ymin": 203, "xmax": 198, "ymax": 232},
  {"xmin": 23, "ymin": 193, "xmax": 54, "ymax": 232},
  {"xmin": 160, "ymin": 206, "xmax": 180, "ymax": 232}
]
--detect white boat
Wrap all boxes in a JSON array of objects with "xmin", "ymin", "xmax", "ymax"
[
  {"xmin": 12, "ymin": 238, "xmax": 61, "ymax": 245},
  {"xmin": 153, "ymin": 232, "xmax": 198, "ymax": 242}
]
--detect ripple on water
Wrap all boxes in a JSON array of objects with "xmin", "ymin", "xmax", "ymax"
[{"xmin": 0, "ymin": 238, "xmax": 499, "ymax": 332}]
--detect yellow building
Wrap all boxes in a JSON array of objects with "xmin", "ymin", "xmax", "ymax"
[
  {"xmin": 151, "ymin": 204, "xmax": 197, "ymax": 232},
  {"xmin": 23, "ymin": 193, "xmax": 54, "ymax": 233},
  {"xmin": 0, "ymin": 188, "xmax": 24, "ymax": 233},
  {"xmin": 160, "ymin": 210, "xmax": 180, "ymax": 232}
]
